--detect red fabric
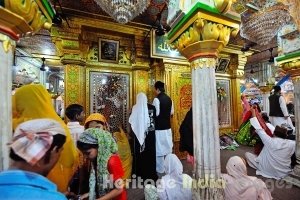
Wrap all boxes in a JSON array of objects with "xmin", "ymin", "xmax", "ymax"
[
  {"xmin": 243, "ymin": 108, "xmax": 273, "ymax": 155},
  {"xmin": 107, "ymin": 154, "xmax": 127, "ymax": 200}
]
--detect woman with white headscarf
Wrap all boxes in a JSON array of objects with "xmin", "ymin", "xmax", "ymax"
[
  {"xmin": 222, "ymin": 156, "xmax": 272, "ymax": 200},
  {"xmin": 129, "ymin": 92, "xmax": 157, "ymax": 181},
  {"xmin": 157, "ymin": 154, "xmax": 192, "ymax": 200}
]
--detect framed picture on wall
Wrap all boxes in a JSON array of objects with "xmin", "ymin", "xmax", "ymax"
[
  {"xmin": 216, "ymin": 58, "xmax": 230, "ymax": 73},
  {"xmin": 150, "ymin": 30, "xmax": 186, "ymax": 61},
  {"xmin": 216, "ymin": 79, "xmax": 231, "ymax": 127},
  {"xmin": 99, "ymin": 38, "xmax": 119, "ymax": 63}
]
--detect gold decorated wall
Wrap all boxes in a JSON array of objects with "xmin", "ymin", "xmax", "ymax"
[
  {"xmin": 133, "ymin": 70, "xmax": 150, "ymax": 104},
  {"xmin": 58, "ymin": 13, "xmax": 247, "ymax": 160},
  {"xmin": 64, "ymin": 65, "xmax": 86, "ymax": 110},
  {"xmin": 56, "ymin": 15, "xmax": 151, "ymax": 129}
]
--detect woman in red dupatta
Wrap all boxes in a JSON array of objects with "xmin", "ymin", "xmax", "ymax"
[{"xmin": 236, "ymin": 103, "xmax": 272, "ymax": 155}]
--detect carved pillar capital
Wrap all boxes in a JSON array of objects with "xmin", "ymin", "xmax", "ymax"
[
  {"xmin": 2, "ymin": 0, "xmax": 55, "ymax": 35},
  {"xmin": 168, "ymin": 3, "xmax": 240, "ymax": 62},
  {"xmin": 51, "ymin": 26, "xmax": 88, "ymax": 66},
  {"xmin": 132, "ymin": 62, "xmax": 150, "ymax": 70},
  {"xmin": 259, "ymin": 84, "xmax": 275, "ymax": 93}
]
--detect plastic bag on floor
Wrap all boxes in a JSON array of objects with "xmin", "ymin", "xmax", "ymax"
[{"xmin": 220, "ymin": 134, "xmax": 239, "ymax": 150}]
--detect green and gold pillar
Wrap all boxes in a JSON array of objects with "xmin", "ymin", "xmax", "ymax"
[
  {"xmin": 168, "ymin": 1, "xmax": 240, "ymax": 198},
  {"xmin": 51, "ymin": 26, "xmax": 87, "ymax": 110}
]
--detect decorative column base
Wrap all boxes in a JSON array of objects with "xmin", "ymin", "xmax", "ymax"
[
  {"xmin": 283, "ymin": 172, "xmax": 300, "ymax": 187},
  {"xmin": 193, "ymin": 187, "xmax": 224, "ymax": 200}
]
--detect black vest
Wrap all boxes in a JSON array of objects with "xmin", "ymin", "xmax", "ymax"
[
  {"xmin": 155, "ymin": 92, "xmax": 172, "ymax": 130},
  {"xmin": 269, "ymin": 94, "xmax": 284, "ymax": 117}
]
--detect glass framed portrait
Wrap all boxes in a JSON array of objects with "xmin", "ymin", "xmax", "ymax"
[
  {"xmin": 99, "ymin": 38, "xmax": 119, "ymax": 63},
  {"xmin": 216, "ymin": 58, "xmax": 230, "ymax": 73}
]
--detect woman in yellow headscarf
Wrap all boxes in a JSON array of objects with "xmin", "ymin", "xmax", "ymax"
[{"xmin": 12, "ymin": 84, "xmax": 79, "ymax": 192}]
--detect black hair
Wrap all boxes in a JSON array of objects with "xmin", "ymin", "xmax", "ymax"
[
  {"xmin": 273, "ymin": 86, "xmax": 281, "ymax": 93},
  {"xmin": 76, "ymin": 140, "xmax": 99, "ymax": 198},
  {"xmin": 261, "ymin": 113, "xmax": 270, "ymax": 123},
  {"xmin": 154, "ymin": 81, "xmax": 165, "ymax": 93},
  {"xmin": 77, "ymin": 141, "xmax": 98, "ymax": 151},
  {"xmin": 10, "ymin": 134, "xmax": 66, "ymax": 164},
  {"xmin": 274, "ymin": 126, "xmax": 288, "ymax": 139},
  {"xmin": 287, "ymin": 102, "xmax": 294, "ymax": 115},
  {"xmin": 65, "ymin": 104, "xmax": 84, "ymax": 121},
  {"xmin": 252, "ymin": 103, "xmax": 261, "ymax": 113}
]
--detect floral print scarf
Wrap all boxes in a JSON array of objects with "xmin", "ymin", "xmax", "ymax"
[{"xmin": 78, "ymin": 128, "xmax": 118, "ymax": 199}]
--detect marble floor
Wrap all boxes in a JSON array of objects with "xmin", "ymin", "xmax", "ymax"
[{"xmin": 127, "ymin": 145, "xmax": 300, "ymax": 200}]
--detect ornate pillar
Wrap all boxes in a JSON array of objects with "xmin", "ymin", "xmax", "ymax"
[
  {"xmin": 0, "ymin": 34, "xmax": 15, "ymax": 170},
  {"xmin": 167, "ymin": 1, "xmax": 239, "ymax": 199},
  {"xmin": 0, "ymin": 0, "xmax": 55, "ymax": 170},
  {"xmin": 280, "ymin": 58, "xmax": 300, "ymax": 187},
  {"xmin": 51, "ymin": 26, "xmax": 87, "ymax": 110},
  {"xmin": 230, "ymin": 54, "xmax": 247, "ymax": 130},
  {"xmin": 259, "ymin": 85, "xmax": 274, "ymax": 114},
  {"xmin": 132, "ymin": 63, "xmax": 150, "ymax": 104}
]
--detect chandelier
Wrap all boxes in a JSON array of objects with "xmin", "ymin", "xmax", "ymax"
[
  {"xmin": 240, "ymin": 4, "xmax": 290, "ymax": 45},
  {"xmin": 94, "ymin": 0, "xmax": 150, "ymax": 24}
]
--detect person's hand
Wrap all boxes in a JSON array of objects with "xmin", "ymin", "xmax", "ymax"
[
  {"xmin": 250, "ymin": 105, "xmax": 256, "ymax": 117},
  {"xmin": 80, "ymin": 193, "xmax": 89, "ymax": 200}
]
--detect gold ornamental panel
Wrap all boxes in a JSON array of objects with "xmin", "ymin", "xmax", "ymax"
[{"xmin": 64, "ymin": 65, "xmax": 85, "ymax": 110}]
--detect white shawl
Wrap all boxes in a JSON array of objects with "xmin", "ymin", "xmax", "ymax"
[
  {"xmin": 129, "ymin": 92, "xmax": 150, "ymax": 147},
  {"xmin": 158, "ymin": 154, "xmax": 192, "ymax": 200},
  {"xmin": 222, "ymin": 156, "xmax": 272, "ymax": 200}
]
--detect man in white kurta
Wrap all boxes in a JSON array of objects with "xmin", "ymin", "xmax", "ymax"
[
  {"xmin": 269, "ymin": 85, "xmax": 295, "ymax": 132},
  {"xmin": 153, "ymin": 81, "xmax": 174, "ymax": 174},
  {"xmin": 245, "ymin": 109, "xmax": 295, "ymax": 179}
]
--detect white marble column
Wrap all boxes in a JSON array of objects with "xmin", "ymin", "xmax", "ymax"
[
  {"xmin": 284, "ymin": 78, "xmax": 300, "ymax": 186},
  {"xmin": 259, "ymin": 85, "xmax": 273, "ymax": 115},
  {"xmin": 261, "ymin": 93, "xmax": 270, "ymax": 114},
  {"xmin": 0, "ymin": 34, "xmax": 14, "ymax": 170},
  {"xmin": 192, "ymin": 58, "xmax": 224, "ymax": 199}
]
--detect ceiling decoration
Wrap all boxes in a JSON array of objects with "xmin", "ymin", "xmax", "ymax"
[
  {"xmin": 94, "ymin": 0, "xmax": 150, "ymax": 24},
  {"xmin": 17, "ymin": 29, "xmax": 57, "ymax": 56},
  {"xmin": 240, "ymin": 3, "xmax": 290, "ymax": 46},
  {"xmin": 52, "ymin": 0, "xmax": 169, "ymax": 26}
]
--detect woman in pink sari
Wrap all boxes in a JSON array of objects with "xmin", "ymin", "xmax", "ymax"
[{"xmin": 222, "ymin": 156, "xmax": 272, "ymax": 200}]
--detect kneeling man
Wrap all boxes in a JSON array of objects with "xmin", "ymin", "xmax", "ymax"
[{"xmin": 245, "ymin": 106, "xmax": 295, "ymax": 179}]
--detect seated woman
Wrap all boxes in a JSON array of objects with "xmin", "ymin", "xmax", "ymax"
[
  {"xmin": 236, "ymin": 103, "xmax": 272, "ymax": 155},
  {"xmin": 77, "ymin": 128, "xmax": 126, "ymax": 200},
  {"xmin": 145, "ymin": 154, "xmax": 192, "ymax": 200},
  {"xmin": 222, "ymin": 156, "xmax": 272, "ymax": 200}
]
